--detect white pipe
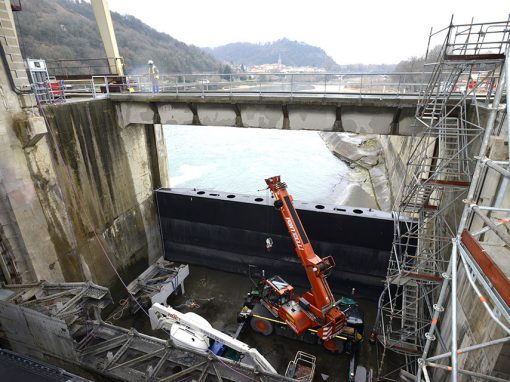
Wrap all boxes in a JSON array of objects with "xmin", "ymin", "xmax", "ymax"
[{"xmin": 451, "ymin": 239, "xmax": 458, "ymax": 382}]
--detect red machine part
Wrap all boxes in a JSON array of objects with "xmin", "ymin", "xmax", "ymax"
[{"xmin": 263, "ymin": 176, "xmax": 346, "ymax": 342}]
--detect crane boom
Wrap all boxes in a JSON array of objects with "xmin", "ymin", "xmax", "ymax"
[
  {"xmin": 265, "ymin": 176, "xmax": 336, "ymax": 311},
  {"xmin": 264, "ymin": 176, "xmax": 346, "ymax": 340},
  {"xmin": 149, "ymin": 303, "xmax": 277, "ymax": 374}
]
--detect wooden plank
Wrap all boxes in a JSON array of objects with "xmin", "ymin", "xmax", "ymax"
[
  {"xmin": 445, "ymin": 53, "xmax": 505, "ymax": 61},
  {"xmin": 421, "ymin": 179, "xmax": 470, "ymax": 187},
  {"xmin": 461, "ymin": 229, "xmax": 510, "ymax": 307}
]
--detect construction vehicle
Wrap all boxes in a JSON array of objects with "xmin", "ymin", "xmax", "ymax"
[
  {"xmin": 239, "ymin": 176, "xmax": 364, "ymax": 378},
  {"xmin": 150, "ymin": 302, "xmax": 317, "ymax": 380},
  {"xmin": 149, "ymin": 302, "xmax": 279, "ymax": 374}
]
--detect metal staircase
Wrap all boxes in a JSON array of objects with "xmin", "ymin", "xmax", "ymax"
[
  {"xmin": 401, "ymin": 281, "xmax": 420, "ymax": 349},
  {"xmin": 375, "ymin": 18, "xmax": 510, "ymax": 378}
]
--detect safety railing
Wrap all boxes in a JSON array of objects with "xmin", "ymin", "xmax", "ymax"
[
  {"xmin": 122, "ymin": 72, "xmax": 431, "ymax": 96},
  {"xmin": 31, "ymin": 78, "xmax": 66, "ymax": 104},
  {"xmin": 54, "ymin": 71, "xmax": 499, "ymax": 99}
]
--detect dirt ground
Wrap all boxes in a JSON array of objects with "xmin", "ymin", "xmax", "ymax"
[{"xmin": 112, "ymin": 264, "xmax": 402, "ymax": 382}]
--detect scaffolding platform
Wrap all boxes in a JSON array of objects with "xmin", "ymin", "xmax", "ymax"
[{"xmin": 375, "ymin": 17, "xmax": 510, "ymax": 380}]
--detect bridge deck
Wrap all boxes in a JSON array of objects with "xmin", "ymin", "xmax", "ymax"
[{"xmin": 108, "ymin": 92, "xmax": 422, "ymax": 108}]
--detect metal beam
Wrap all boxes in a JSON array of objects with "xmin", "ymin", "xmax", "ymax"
[
  {"xmin": 451, "ymin": 239, "xmax": 458, "ymax": 382},
  {"xmin": 146, "ymin": 347, "xmax": 172, "ymax": 380},
  {"xmin": 90, "ymin": 0, "xmax": 124, "ymax": 75},
  {"xmin": 80, "ymin": 334, "xmax": 129, "ymax": 356},
  {"xmin": 212, "ymin": 363, "xmax": 225, "ymax": 382},
  {"xmin": 427, "ymin": 336, "xmax": 510, "ymax": 362},
  {"xmin": 102, "ymin": 333, "xmax": 134, "ymax": 370},
  {"xmin": 158, "ymin": 360, "xmax": 209, "ymax": 382},
  {"xmin": 426, "ymin": 362, "xmax": 510, "ymax": 382},
  {"xmin": 108, "ymin": 347, "xmax": 165, "ymax": 371}
]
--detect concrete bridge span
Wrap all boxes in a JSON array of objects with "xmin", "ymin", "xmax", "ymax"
[
  {"xmin": 2, "ymin": 80, "xmax": 430, "ymax": 290},
  {"xmin": 110, "ymin": 93, "xmax": 422, "ymax": 136},
  {"xmin": 0, "ymin": 89, "xmax": 484, "ymax": 288}
]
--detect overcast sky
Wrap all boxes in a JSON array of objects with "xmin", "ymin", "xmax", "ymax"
[{"xmin": 107, "ymin": 0, "xmax": 509, "ymax": 65}]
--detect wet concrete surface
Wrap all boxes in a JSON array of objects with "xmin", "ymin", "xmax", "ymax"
[{"xmin": 110, "ymin": 264, "xmax": 403, "ymax": 382}]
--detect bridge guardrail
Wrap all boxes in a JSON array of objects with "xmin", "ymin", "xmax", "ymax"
[
  {"xmin": 125, "ymin": 72, "xmax": 431, "ymax": 96},
  {"xmin": 57, "ymin": 71, "xmax": 497, "ymax": 99}
]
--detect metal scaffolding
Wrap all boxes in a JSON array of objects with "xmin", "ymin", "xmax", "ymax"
[
  {"xmin": 0, "ymin": 281, "xmax": 300, "ymax": 382},
  {"xmin": 374, "ymin": 19, "xmax": 510, "ymax": 380}
]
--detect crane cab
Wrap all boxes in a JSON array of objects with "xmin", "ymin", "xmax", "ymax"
[
  {"xmin": 262, "ymin": 275, "xmax": 294, "ymax": 313},
  {"xmin": 261, "ymin": 275, "xmax": 317, "ymax": 335}
]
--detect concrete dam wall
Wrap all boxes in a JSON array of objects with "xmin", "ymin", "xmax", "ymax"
[
  {"xmin": 1, "ymin": 82, "xmax": 412, "ymax": 289},
  {"xmin": 0, "ymin": 98, "xmax": 165, "ymax": 286},
  {"xmin": 156, "ymin": 188, "xmax": 413, "ymax": 294},
  {"xmin": 41, "ymin": 99, "xmax": 164, "ymax": 285}
]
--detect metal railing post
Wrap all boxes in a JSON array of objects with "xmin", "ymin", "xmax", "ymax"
[
  {"xmin": 451, "ymin": 238, "xmax": 458, "ymax": 382},
  {"xmin": 493, "ymin": 46, "xmax": 510, "ymax": 206},
  {"xmin": 415, "ymin": 257, "xmax": 453, "ymax": 382},
  {"xmin": 457, "ymin": 59, "xmax": 506, "ymax": 235},
  {"xmin": 80, "ymin": 70, "xmax": 461, "ymax": 98},
  {"xmin": 92, "ymin": 77, "xmax": 97, "ymax": 98}
]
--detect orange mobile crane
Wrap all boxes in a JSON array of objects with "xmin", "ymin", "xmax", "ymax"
[{"xmin": 240, "ymin": 176, "xmax": 364, "ymax": 372}]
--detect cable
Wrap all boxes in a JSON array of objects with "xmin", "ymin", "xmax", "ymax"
[
  {"xmin": 36, "ymin": 100, "xmax": 279, "ymax": 381},
  {"xmin": 13, "ymin": 9, "xmax": 26, "ymax": 59},
  {"xmin": 105, "ymin": 298, "xmax": 129, "ymax": 321},
  {"xmin": 0, "ymin": 40, "xmax": 31, "ymax": 94}
]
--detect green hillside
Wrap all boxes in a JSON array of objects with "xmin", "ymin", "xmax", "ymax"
[
  {"xmin": 15, "ymin": 0, "xmax": 221, "ymax": 74},
  {"xmin": 206, "ymin": 39, "xmax": 340, "ymax": 70}
]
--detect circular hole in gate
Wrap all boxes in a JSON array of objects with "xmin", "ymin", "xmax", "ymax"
[
  {"xmin": 315, "ymin": 205, "xmax": 325, "ymax": 210},
  {"xmin": 196, "ymin": 191, "xmax": 205, "ymax": 195},
  {"xmin": 227, "ymin": 194, "xmax": 235, "ymax": 199},
  {"xmin": 209, "ymin": 193, "xmax": 219, "ymax": 196},
  {"xmin": 353, "ymin": 209, "xmax": 363, "ymax": 214},
  {"xmin": 254, "ymin": 198, "xmax": 263, "ymax": 202}
]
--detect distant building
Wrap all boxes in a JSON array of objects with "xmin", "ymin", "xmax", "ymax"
[{"xmin": 247, "ymin": 63, "xmax": 325, "ymax": 74}]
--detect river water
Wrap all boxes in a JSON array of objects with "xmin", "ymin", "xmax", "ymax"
[
  {"xmin": 160, "ymin": 125, "xmax": 401, "ymax": 378},
  {"xmin": 164, "ymin": 125, "xmax": 352, "ymax": 204}
]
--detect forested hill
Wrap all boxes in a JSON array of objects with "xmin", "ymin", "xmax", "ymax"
[
  {"xmin": 15, "ymin": 0, "xmax": 221, "ymax": 74},
  {"xmin": 206, "ymin": 39, "xmax": 340, "ymax": 70}
]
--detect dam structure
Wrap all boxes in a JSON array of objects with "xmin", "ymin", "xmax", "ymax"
[{"xmin": 0, "ymin": 1, "xmax": 509, "ymax": 381}]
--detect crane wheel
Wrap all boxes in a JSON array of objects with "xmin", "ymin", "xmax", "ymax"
[
  {"xmin": 323, "ymin": 338, "xmax": 344, "ymax": 353},
  {"xmin": 251, "ymin": 316, "xmax": 274, "ymax": 336}
]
